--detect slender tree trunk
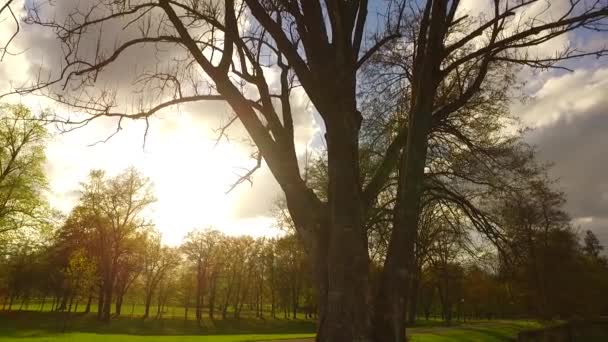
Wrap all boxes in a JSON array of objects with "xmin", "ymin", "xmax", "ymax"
[
  {"xmin": 2, "ymin": 294, "xmax": 7, "ymax": 311},
  {"xmin": 115, "ymin": 294, "xmax": 123, "ymax": 316},
  {"xmin": 292, "ymin": 284, "xmax": 298, "ymax": 320},
  {"xmin": 58, "ymin": 293, "xmax": 68, "ymax": 312},
  {"xmin": 372, "ymin": 127, "xmax": 430, "ymax": 342},
  {"xmin": 144, "ymin": 292, "xmax": 153, "ymax": 319},
  {"xmin": 196, "ymin": 262, "xmax": 203, "ymax": 322},
  {"xmin": 101, "ymin": 280, "xmax": 113, "ymax": 321},
  {"xmin": 67, "ymin": 294, "xmax": 74, "ymax": 313},
  {"xmin": 208, "ymin": 278, "xmax": 216, "ymax": 320},
  {"xmin": 84, "ymin": 293, "xmax": 93, "ymax": 314},
  {"xmin": 371, "ymin": 1, "xmax": 446, "ymax": 340},
  {"xmin": 97, "ymin": 286, "xmax": 104, "ymax": 320},
  {"xmin": 408, "ymin": 272, "xmax": 421, "ymax": 325}
]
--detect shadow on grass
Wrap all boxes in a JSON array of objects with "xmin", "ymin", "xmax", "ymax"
[
  {"xmin": 0, "ymin": 311, "xmax": 316, "ymax": 338},
  {"xmin": 409, "ymin": 320, "xmax": 542, "ymax": 342}
]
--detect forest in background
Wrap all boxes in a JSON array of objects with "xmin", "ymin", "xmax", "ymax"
[{"xmin": 0, "ymin": 104, "xmax": 607, "ymax": 330}]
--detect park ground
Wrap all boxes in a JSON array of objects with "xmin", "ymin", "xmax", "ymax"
[{"xmin": 0, "ymin": 309, "xmax": 561, "ymax": 342}]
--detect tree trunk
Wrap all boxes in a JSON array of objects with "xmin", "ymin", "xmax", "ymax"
[
  {"xmin": 144, "ymin": 292, "xmax": 153, "ymax": 319},
  {"xmin": 208, "ymin": 278, "xmax": 216, "ymax": 320},
  {"xmin": 101, "ymin": 280, "xmax": 113, "ymax": 321},
  {"xmin": 408, "ymin": 273, "xmax": 421, "ymax": 325},
  {"xmin": 370, "ymin": 1, "xmax": 446, "ymax": 339},
  {"xmin": 84, "ymin": 293, "xmax": 93, "ymax": 314},
  {"xmin": 292, "ymin": 284, "xmax": 298, "ymax": 320},
  {"xmin": 372, "ymin": 122, "xmax": 430, "ymax": 342},
  {"xmin": 97, "ymin": 287, "xmax": 104, "ymax": 320},
  {"xmin": 196, "ymin": 261, "xmax": 203, "ymax": 322},
  {"xmin": 115, "ymin": 294, "xmax": 123, "ymax": 316},
  {"xmin": 58, "ymin": 293, "xmax": 68, "ymax": 312},
  {"xmin": 314, "ymin": 102, "xmax": 370, "ymax": 342}
]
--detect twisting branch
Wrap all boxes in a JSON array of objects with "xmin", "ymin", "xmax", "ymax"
[
  {"xmin": 0, "ymin": 0, "xmax": 18, "ymax": 61},
  {"xmin": 226, "ymin": 151, "xmax": 262, "ymax": 194}
]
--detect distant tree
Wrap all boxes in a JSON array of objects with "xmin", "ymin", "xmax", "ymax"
[
  {"xmin": 583, "ymin": 230, "xmax": 604, "ymax": 260},
  {"xmin": 141, "ymin": 230, "xmax": 179, "ymax": 319},
  {"xmin": 61, "ymin": 168, "xmax": 155, "ymax": 321},
  {"xmin": 181, "ymin": 228, "xmax": 223, "ymax": 323}
]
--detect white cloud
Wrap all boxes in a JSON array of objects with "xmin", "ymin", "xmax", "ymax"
[
  {"xmin": 517, "ymin": 65, "xmax": 608, "ymax": 246},
  {"xmin": 513, "ymin": 67, "xmax": 608, "ymax": 127}
]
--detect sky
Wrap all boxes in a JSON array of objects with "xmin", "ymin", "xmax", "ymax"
[{"xmin": 0, "ymin": 0, "xmax": 607, "ymax": 246}]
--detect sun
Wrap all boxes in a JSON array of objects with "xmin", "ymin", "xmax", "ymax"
[{"xmin": 142, "ymin": 113, "xmax": 254, "ymax": 245}]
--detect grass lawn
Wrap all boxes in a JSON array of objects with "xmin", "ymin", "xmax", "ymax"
[
  {"xmin": 0, "ymin": 311, "xmax": 558, "ymax": 341},
  {"xmin": 0, "ymin": 311, "xmax": 315, "ymax": 342},
  {"xmin": 0, "ymin": 333, "xmax": 314, "ymax": 342},
  {"xmin": 408, "ymin": 320, "xmax": 542, "ymax": 341}
]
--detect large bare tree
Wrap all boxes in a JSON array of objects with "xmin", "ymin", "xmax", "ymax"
[{"xmin": 5, "ymin": 0, "xmax": 608, "ymax": 340}]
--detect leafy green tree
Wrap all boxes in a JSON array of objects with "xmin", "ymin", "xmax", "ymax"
[
  {"xmin": 55, "ymin": 167, "xmax": 155, "ymax": 321},
  {"xmin": 0, "ymin": 104, "xmax": 48, "ymax": 234},
  {"xmin": 62, "ymin": 248, "xmax": 97, "ymax": 313},
  {"xmin": 141, "ymin": 230, "xmax": 180, "ymax": 319}
]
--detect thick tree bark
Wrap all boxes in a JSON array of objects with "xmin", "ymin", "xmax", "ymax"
[{"xmin": 315, "ymin": 98, "xmax": 370, "ymax": 341}]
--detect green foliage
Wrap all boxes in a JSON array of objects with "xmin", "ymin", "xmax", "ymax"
[{"xmin": 0, "ymin": 104, "xmax": 49, "ymax": 235}]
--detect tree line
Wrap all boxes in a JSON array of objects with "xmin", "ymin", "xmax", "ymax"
[
  {"xmin": 0, "ymin": 151, "xmax": 606, "ymax": 326},
  {"xmin": 0, "ymin": 102, "xmax": 606, "ymax": 330},
  {"xmin": 0, "ymin": 166, "xmax": 316, "ymax": 323}
]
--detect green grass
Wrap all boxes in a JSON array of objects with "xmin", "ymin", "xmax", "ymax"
[
  {"xmin": 9, "ymin": 301, "xmax": 312, "ymax": 321},
  {"xmin": 5, "ymin": 310, "xmax": 602, "ymax": 341},
  {"xmin": 0, "ymin": 333, "xmax": 314, "ymax": 342},
  {"xmin": 408, "ymin": 320, "xmax": 542, "ymax": 341},
  {"xmin": 0, "ymin": 311, "xmax": 315, "ymax": 341}
]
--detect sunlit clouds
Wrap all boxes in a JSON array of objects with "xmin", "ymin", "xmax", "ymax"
[{"xmin": 43, "ymin": 109, "xmax": 287, "ymax": 245}]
